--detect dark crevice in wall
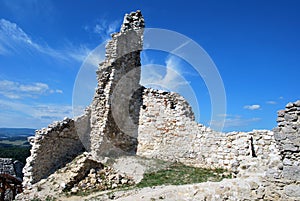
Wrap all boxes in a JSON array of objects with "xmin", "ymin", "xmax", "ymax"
[
  {"xmin": 170, "ymin": 101, "xmax": 176, "ymax": 109},
  {"xmin": 250, "ymin": 137, "xmax": 257, "ymax": 157}
]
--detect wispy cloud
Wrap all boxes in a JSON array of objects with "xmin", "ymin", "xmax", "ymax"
[
  {"xmin": 84, "ymin": 19, "xmax": 120, "ymax": 41},
  {"xmin": 94, "ymin": 20, "xmax": 119, "ymax": 35},
  {"xmin": 0, "ymin": 99, "xmax": 72, "ymax": 128},
  {"xmin": 244, "ymin": 104, "xmax": 261, "ymax": 110},
  {"xmin": 0, "ymin": 18, "xmax": 34, "ymax": 54},
  {"xmin": 141, "ymin": 55, "xmax": 190, "ymax": 92},
  {"xmin": 266, "ymin": 101, "xmax": 277, "ymax": 105},
  {"xmin": 0, "ymin": 18, "xmax": 91, "ymax": 62},
  {"xmin": 224, "ymin": 116, "xmax": 261, "ymax": 128},
  {"xmin": 211, "ymin": 114, "xmax": 261, "ymax": 130},
  {"xmin": 0, "ymin": 80, "xmax": 62, "ymax": 99},
  {"xmin": 140, "ymin": 54, "xmax": 200, "ymax": 119}
]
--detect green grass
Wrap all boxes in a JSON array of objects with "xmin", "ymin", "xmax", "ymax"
[
  {"xmin": 65, "ymin": 161, "xmax": 232, "ymax": 200},
  {"xmin": 137, "ymin": 163, "xmax": 231, "ymax": 188}
]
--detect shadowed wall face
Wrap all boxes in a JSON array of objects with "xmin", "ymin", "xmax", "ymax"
[{"xmin": 90, "ymin": 11, "xmax": 144, "ymax": 160}]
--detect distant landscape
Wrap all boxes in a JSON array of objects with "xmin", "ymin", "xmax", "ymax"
[
  {"xmin": 0, "ymin": 128, "xmax": 35, "ymax": 164},
  {"xmin": 0, "ymin": 128, "xmax": 35, "ymax": 138}
]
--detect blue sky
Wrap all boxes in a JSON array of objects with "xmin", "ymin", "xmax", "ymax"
[{"xmin": 0, "ymin": 0, "xmax": 299, "ymax": 132}]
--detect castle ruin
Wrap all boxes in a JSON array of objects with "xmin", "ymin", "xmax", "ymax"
[{"xmin": 20, "ymin": 11, "xmax": 300, "ymax": 200}]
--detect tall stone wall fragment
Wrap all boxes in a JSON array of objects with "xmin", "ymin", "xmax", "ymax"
[{"xmin": 90, "ymin": 10, "xmax": 144, "ymax": 160}]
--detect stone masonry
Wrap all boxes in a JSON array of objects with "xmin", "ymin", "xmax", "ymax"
[
  {"xmin": 21, "ymin": 10, "xmax": 300, "ymax": 200},
  {"xmin": 274, "ymin": 100, "xmax": 300, "ymax": 181},
  {"xmin": 137, "ymin": 88, "xmax": 278, "ymax": 174},
  {"xmin": 22, "ymin": 117, "xmax": 85, "ymax": 189},
  {"xmin": 90, "ymin": 10, "xmax": 144, "ymax": 159},
  {"xmin": 0, "ymin": 158, "xmax": 23, "ymax": 180},
  {"xmin": 265, "ymin": 100, "xmax": 300, "ymax": 200}
]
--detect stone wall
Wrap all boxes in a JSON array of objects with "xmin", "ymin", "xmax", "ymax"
[
  {"xmin": 22, "ymin": 117, "xmax": 85, "ymax": 188},
  {"xmin": 137, "ymin": 97, "xmax": 300, "ymax": 200},
  {"xmin": 137, "ymin": 88, "xmax": 198, "ymax": 162},
  {"xmin": 90, "ymin": 10, "xmax": 144, "ymax": 160},
  {"xmin": 274, "ymin": 100, "xmax": 300, "ymax": 180},
  {"xmin": 137, "ymin": 88, "xmax": 279, "ymax": 175},
  {"xmin": 75, "ymin": 108, "xmax": 92, "ymax": 151},
  {"xmin": 264, "ymin": 100, "xmax": 300, "ymax": 200},
  {"xmin": 0, "ymin": 158, "xmax": 23, "ymax": 180}
]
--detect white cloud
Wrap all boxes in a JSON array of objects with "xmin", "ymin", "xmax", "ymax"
[
  {"xmin": 141, "ymin": 55, "xmax": 190, "ymax": 92},
  {"xmin": 0, "ymin": 18, "xmax": 33, "ymax": 53},
  {"xmin": 244, "ymin": 104, "xmax": 261, "ymax": 110},
  {"xmin": 224, "ymin": 117, "xmax": 261, "ymax": 128},
  {"xmin": 19, "ymin": 82, "xmax": 49, "ymax": 93},
  {"xmin": 0, "ymin": 80, "xmax": 62, "ymax": 99},
  {"xmin": 94, "ymin": 20, "xmax": 119, "ymax": 35},
  {"xmin": 210, "ymin": 114, "xmax": 261, "ymax": 130},
  {"xmin": 84, "ymin": 20, "xmax": 120, "ymax": 41},
  {"xmin": 266, "ymin": 101, "xmax": 277, "ymax": 105},
  {"xmin": 140, "ymin": 54, "xmax": 200, "ymax": 120},
  {"xmin": 55, "ymin": 89, "xmax": 63, "ymax": 94},
  {"xmin": 64, "ymin": 44, "xmax": 94, "ymax": 63},
  {"xmin": 0, "ymin": 18, "xmax": 91, "ymax": 62},
  {"xmin": 163, "ymin": 56, "xmax": 188, "ymax": 89},
  {"xmin": 0, "ymin": 99, "xmax": 72, "ymax": 128}
]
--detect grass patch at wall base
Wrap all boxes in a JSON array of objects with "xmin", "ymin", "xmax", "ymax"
[{"xmin": 137, "ymin": 163, "xmax": 231, "ymax": 188}]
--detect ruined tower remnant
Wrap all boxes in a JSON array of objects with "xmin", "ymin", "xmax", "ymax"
[
  {"xmin": 90, "ymin": 10, "xmax": 145, "ymax": 159},
  {"xmin": 20, "ymin": 10, "xmax": 300, "ymax": 200}
]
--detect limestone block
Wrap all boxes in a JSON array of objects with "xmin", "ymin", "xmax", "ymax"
[
  {"xmin": 283, "ymin": 166, "xmax": 300, "ymax": 181},
  {"xmin": 284, "ymin": 185, "xmax": 300, "ymax": 198}
]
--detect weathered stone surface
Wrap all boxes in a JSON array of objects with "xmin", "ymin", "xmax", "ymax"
[
  {"xmin": 22, "ymin": 117, "xmax": 85, "ymax": 188},
  {"xmin": 283, "ymin": 166, "xmax": 300, "ymax": 180},
  {"xmin": 17, "ymin": 153, "xmax": 103, "ymax": 200},
  {"xmin": 138, "ymin": 104, "xmax": 278, "ymax": 173},
  {"xmin": 285, "ymin": 113, "xmax": 298, "ymax": 122},
  {"xmin": 74, "ymin": 108, "xmax": 92, "ymax": 151},
  {"xmin": 0, "ymin": 158, "xmax": 17, "ymax": 176},
  {"xmin": 90, "ymin": 10, "xmax": 144, "ymax": 160},
  {"xmin": 73, "ymin": 165, "xmax": 134, "ymax": 193},
  {"xmin": 89, "ymin": 178, "xmax": 264, "ymax": 201},
  {"xmin": 278, "ymin": 110, "xmax": 285, "ymax": 117},
  {"xmin": 286, "ymin": 102, "xmax": 294, "ymax": 108},
  {"xmin": 268, "ymin": 100, "xmax": 300, "ymax": 199},
  {"xmin": 0, "ymin": 158, "xmax": 24, "ymax": 182},
  {"xmin": 121, "ymin": 10, "xmax": 144, "ymax": 32},
  {"xmin": 285, "ymin": 184, "xmax": 300, "ymax": 198}
]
